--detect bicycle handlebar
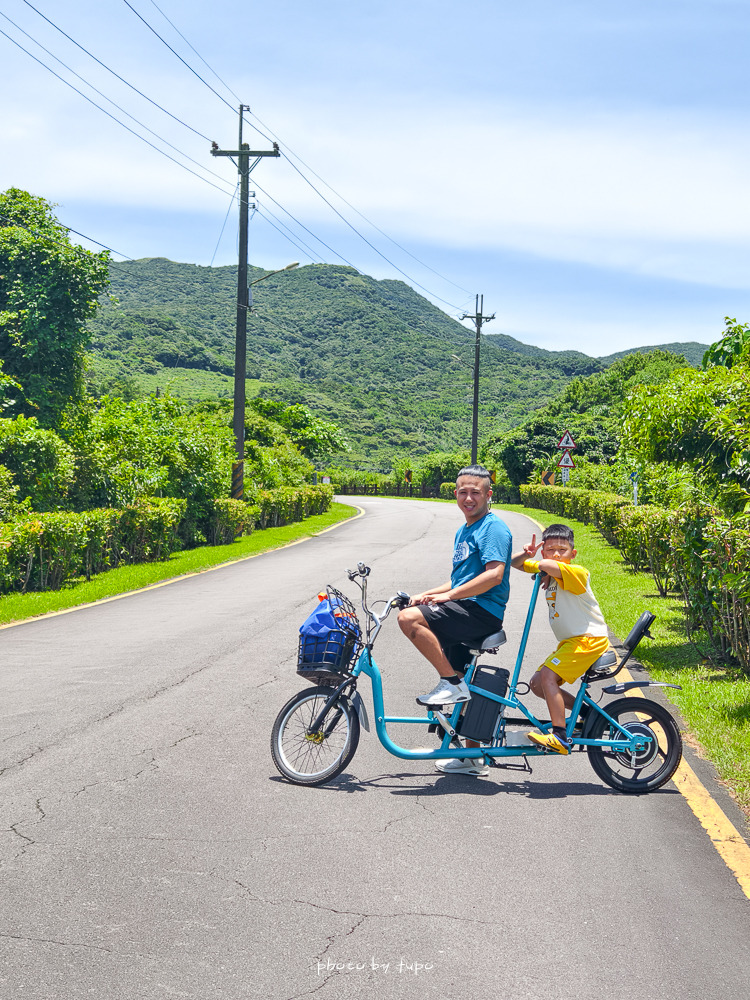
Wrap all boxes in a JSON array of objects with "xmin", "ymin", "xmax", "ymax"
[
  {"xmin": 346, "ymin": 563, "xmax": 371, "ymax": 581},
  {"xmin": 344, "ymin": 563, "xmax": 410, "ymax": 641}
]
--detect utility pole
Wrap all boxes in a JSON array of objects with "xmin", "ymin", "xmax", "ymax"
[
  {"xmin": 211, "ymin": 106, "xmax": 280, "ymax": 500},
  {"xmin": 459, "ymin": 294, "xmax": 495, "ymax": 464}
]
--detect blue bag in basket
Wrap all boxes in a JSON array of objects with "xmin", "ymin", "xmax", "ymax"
[
  {"xmin": 299, "ymin": 595, "xmax": 343, "ymax": 665},
  {"xmin": 297, "ymin": 589, "xmax": 361, "ymax": 681}
]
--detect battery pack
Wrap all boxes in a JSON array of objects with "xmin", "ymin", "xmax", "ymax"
[{"xmin": 457, "ymin": 665, "xmax": 510, "ymax": 742}]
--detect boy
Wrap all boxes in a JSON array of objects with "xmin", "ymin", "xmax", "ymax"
[{"xmin": 511, "ymin": 523, "xmax": 610, "ymax": 754}]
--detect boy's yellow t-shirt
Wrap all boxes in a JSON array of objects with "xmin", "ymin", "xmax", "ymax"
[{"xmin": 523, "ymin": 560, "xmax": 608, "ymax": 642}]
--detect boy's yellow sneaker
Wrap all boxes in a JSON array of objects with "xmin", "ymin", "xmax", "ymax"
[{"xmin": 527, "ymin": 730, "xmax": 572, "ymax": 755}]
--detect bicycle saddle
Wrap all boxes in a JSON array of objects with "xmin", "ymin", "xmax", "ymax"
[
  {"xmin": 469, "ymin": 630, "xmax": 506, "ymax": 653},
  {"xmin": 586, "ymin": 649, "xmax": 618, "ymax": 676}
]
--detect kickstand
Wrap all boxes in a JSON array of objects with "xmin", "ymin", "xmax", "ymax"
[{"xmin": 489, "ymin": 754, "xmax": 533, "ymax": 775}]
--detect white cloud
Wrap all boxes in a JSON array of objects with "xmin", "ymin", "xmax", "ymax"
[
  {"xmin": 4, "ymin": 48, "xmax": 750, "ymax": 293},
  {"xmin": 279, "ymin": 101, "xmax": 750, "ymax": 288}
]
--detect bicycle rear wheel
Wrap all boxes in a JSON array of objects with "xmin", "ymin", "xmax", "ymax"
[
  {"xmin": 271, "ymin": 686, "xmax": 360, "ymax": 786},
  {"xmin": 586, "ymin": 696, "xmax": 682, "ymax": 793}
]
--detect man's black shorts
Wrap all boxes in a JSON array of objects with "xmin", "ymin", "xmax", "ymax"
[{"xmin": 419, "ymin": 599, "xmax": 503, "ymax": 674}]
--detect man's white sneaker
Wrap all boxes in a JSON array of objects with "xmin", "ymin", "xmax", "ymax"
[
  {"xmin": 416, "ymin": 678, "xmax": 471, "ymax": 706},
  {"xmin": 435, "ymin": 757, "xmax": 489, "ymax": 776}
]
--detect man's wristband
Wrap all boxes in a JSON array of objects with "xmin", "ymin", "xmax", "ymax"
[{"xmin": 523, "ymin": 559, "xmax": 541, "ymax": 573}]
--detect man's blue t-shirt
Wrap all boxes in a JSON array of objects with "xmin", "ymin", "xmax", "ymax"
[{"xmin": 451, "ymin": 512, "xmax": 512, "ymax": 620}]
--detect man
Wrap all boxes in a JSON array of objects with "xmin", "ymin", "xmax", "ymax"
[{"xmin": 398, "ymin": 465, "xmax": 512, "ymax": 711}]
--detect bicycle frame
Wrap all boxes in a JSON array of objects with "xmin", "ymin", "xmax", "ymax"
[{"xmin": 333, "ymin": 573, "xmax": 653, "ymax": 764}]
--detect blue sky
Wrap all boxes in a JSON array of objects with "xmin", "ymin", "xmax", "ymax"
[{"xmin": 2, "ymin": 0, "xmax": 750, "ymax": 355}]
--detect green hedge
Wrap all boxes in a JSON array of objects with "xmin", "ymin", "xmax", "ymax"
[
  {"xmin": 210, "ymin": 498, "xmax": 255, "ymax": 545},
  {"xmin": 253, "ymin": 484, "xmax": 333, "ymax": 529},
  {"xmin": 0, "ymin": 497, "xmax": 186, "ymax": 593},
  {"xmin": 520, "ymin": 485, "xmax": 750, "ymax": 674},
  {"xmin": 0, "ymin": 486, "xmax": 334, "ymax": 596},
  {"xmin": 521, "ymin": 484, "xmax": 631, "ymax": 545}
]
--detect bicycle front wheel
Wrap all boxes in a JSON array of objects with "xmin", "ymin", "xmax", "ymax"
[
  {"xmin": 586, "ymin": 696, "xmax": 682, "ymax": 793},
  {"xmin": 271, "ymin": 686, "xmax": 360, "ymax": 786}
]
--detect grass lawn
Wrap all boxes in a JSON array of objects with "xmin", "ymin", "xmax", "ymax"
[
  {"xmin": 501, "ymin": 503, "xmax": 750, "ymax": 821},
  {"xmin": 0, "ymin": 502, "xmax": 358, "ymax": 628}
]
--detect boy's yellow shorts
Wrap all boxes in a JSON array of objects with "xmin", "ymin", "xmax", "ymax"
[{"xmin": 538, "ymin": 635, "xmax": 611, "ymax": 684}]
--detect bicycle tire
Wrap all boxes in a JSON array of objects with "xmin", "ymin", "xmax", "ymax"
[
  {"xmin": 271, "ymin": 686, "xmax": 360, "ymax": 786},
  {"xmin": 586, "ymin": 696, "xmax": 682, "ymax": 793}
]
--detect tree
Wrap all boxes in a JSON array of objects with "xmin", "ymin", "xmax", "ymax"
[
  {"xmin": 484, "ymin": 350, "xmax": 689, "ymax": 487},
  {"xmin": 623, "ymin": 362, "xmax": 750, "ymax": 513},
  {"xmin": 251, "ymin": 399, "xmax": 348, "ymax": 460},
  {"xmin": 0, "ymin": 359, "xmax": 22, "ymax": 411},
  {"xmin": 0, "ymin": 188, "xmax": 109, "ymax": 425},
  {"xmin": 702, "ymin": 316, "xmax": 750, "ymax": 370},
  {"xmin": 0, "ymin": 415, "xmax": 75, "ymax": 510}
]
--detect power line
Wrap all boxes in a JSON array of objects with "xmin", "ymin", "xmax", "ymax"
[
  {"xmin": 146, "ymin": 0, "xmax": 243, "ymax": 106},
  {"xmin": 0, "ymin": 26, "xmax": 235, "ymax": 199},
  {"xmin": 281, "ymin": 154, "xmax": 464, "ymax": 312},
  {"xmin": 121, "ymin": 0, "xmax": 237, "ymax": 114},
  {"xmin": 253, "ymin": 207, "xmax": 321, "ymax": 264},
  {"xmin": 210, "ymin": 183, "xmax": 239, "ymax": 266},
  {"xmin": 108, "ymin": 4, "xmax": 475, "ymax": 309},
  {"xmin": 251, "ymin": 179, "xmax": 361, "ymax": 270},
  {"xmin": 250, "ymin": 110, "xmax": 474, "ymax": 298},
  {"xmin": 14, "ymin": 2, "xmax": 474, "ymax": 316},
  {"xmin": 20, "ymin": 0, "xmax": 211, "ymax": 142},
  {"xmin": 115, "ymin": 1, "xmax": 469, "ymax": 311},
  {"xmin": 64, "ymin": 228, "xmax": 133, "ymax": 260},
  {"xmin": 0, "ymin": 213, "xmax": 131, "ymax": 260},
  {"xmin": 0, "ymin": 11, "xmax": 232, "ymax": 192},
  {"xmin": 3, "ymin": 12, "xmax": 339, "ymax": 269}
]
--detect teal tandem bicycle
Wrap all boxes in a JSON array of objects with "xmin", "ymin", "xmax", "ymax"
[{"xmin": 270, "ymin": 563, "xmax": 683, "ymax": 791}]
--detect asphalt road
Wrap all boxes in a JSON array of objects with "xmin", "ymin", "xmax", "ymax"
[{"xmin": 1, "ymin": 497, "xmax": 748, "ymax": 999}]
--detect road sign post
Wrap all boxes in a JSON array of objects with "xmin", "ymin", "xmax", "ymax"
[{"xmin": 557, "ymin": 429, "xmax": 577, "ymax": 487}]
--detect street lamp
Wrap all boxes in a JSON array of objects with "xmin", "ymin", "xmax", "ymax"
[
  {"xmin": 248, "ymin": 261, "xmax": 299, "ymax": 305},
  {"xmin": 231, "ymin": 261, "xmax": 299, "ymax": 500}
]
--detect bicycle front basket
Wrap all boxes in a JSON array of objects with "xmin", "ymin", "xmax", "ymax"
[{"xmin": 296, "ymin": 586, "xmax": 362, "ymax": 684}]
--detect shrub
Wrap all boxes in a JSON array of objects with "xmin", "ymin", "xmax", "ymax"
[
  {"xmin": 118, "ymin": 497, "xmax": 186, "ymax": 563},
  {"xmin": 0, "ymin": 497, "xmax": 186, "ymax": 593},
  {"xmin": 615, "ymin": 505, "xmax": 676, "ymax": 596},
  {"xmin": 520, "ymin": 485, "xmax": 630, "ymax": 543},
  {"xmin": 254, "ymin": 484, "xmax": 333, "ymax": 529},
  {"xmin": 210, "ymin": 498, "xmax": 254, "ymax": 545},
  {"xmin": 0, "ymin": 415, "xmax": 75, "ymax": 510}
]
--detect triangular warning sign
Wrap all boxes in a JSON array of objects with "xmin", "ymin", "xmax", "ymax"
[
  {"xmin": 558, "ymin": 429, "xmax": 576, "ymax": 450},
  {"xmin": 557, "ymin": 451, "xmax": 575, "ymax": 469}
]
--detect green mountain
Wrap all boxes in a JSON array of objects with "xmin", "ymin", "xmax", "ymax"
[
  {"xmin": 86, "ymin": 258, "xmax": 704, "ymax": 467},
  {"xmin": 599, "ymin": 342, "xmax": 708, "ymax": 367}
]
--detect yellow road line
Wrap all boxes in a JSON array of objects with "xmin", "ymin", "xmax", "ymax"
[
  {"xmin": 0, "ymin": 503, "xmax": 365, "ymax": 631},
  {"xmin": 620, "ymin": 665, "xmax": 750, "ymax": 900}
]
